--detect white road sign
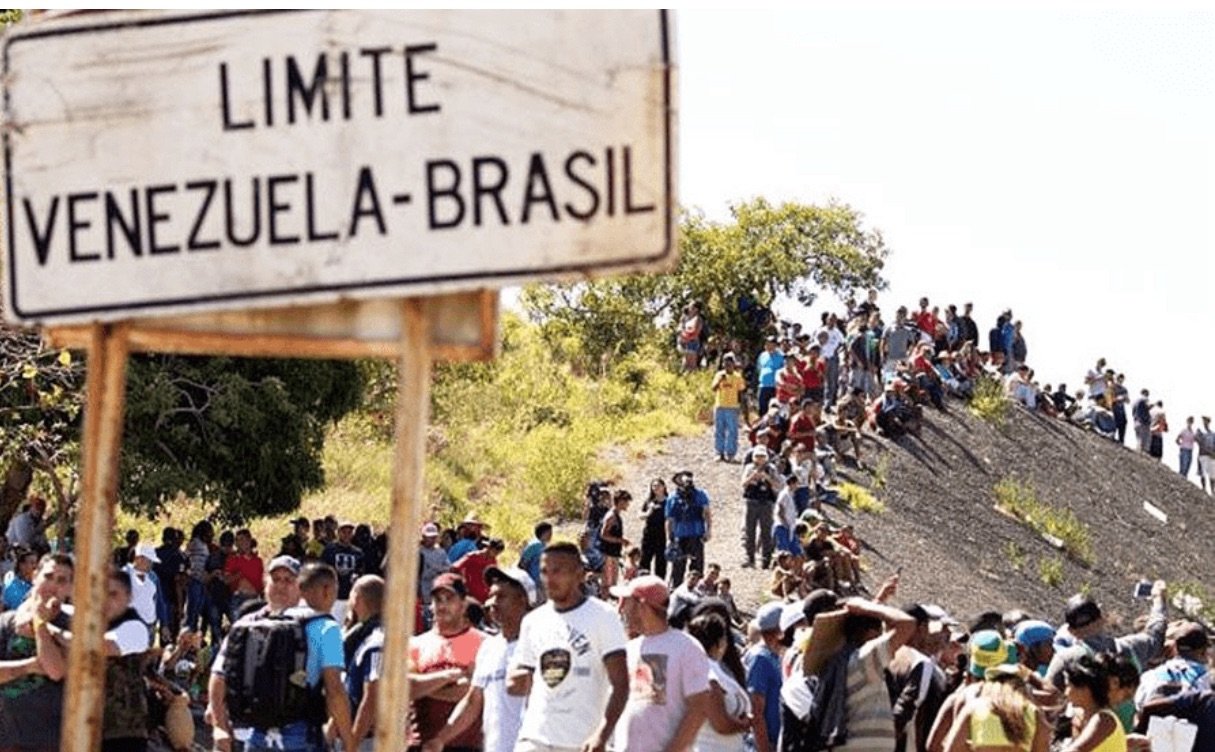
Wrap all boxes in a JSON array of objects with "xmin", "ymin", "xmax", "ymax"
[{"xmin": 2, "ymin": 10, "xmax": 676, "ymax": 324}]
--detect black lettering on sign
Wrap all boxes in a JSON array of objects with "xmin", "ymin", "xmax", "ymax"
[
  {"xmin": 623, "ymin": 146, "xmax": 655, "ymax": 215},
  {"xmin": 219, "ymin": 62, "xmax": 254, "ymax": 131},
  {"xmin": 286, "ymin": 54, "xmax": 329, "ymax": 124},
  {"xmin": 605, "ymin": 146, "xmax": 616, "ymax": 217},
  {"xmin": 426, "ymin": 160, "xmax": 464, "ymax": 230},
  {"xmin": 267, "ymin": 174, "xmax": 301, "ymax": 245},
  {"xmin": 145, "ymin": 184, "xmax": 179, "ymax": 255},
  {"xmin": 563, "ymin": 151, "xmax": 600, "ymax": 222},
  {"xmin": 348, "ymin": 167, "xmax": 386, "ymax": 237},
  {"xmin": 224, "ymin": 178, "xmax": 261, "ymax": 247},
  {"xmin": 67, "ymin": 192, "xmax": 101, "ymax": 262},
  {"xmin": 262, "ymin": 57, "xmax": 274, "ymax": 127},
  {"xmin": 404, "ymin": 44, "xmax": 440, "ymax": 115},
  {"xmin": 305, "ymin": 173, "xmax": 340, "ymax": 242},
  {"xmin": 105, "ymin": 189, "xmax": 142, "ymax": 259},
  {"xmin": 472, "ymin": 156, "xmax": 509, "ymax": 227},
  {"xmin": 185, "ymin": 180, "xmax": 221, "ymax": 251},
  {"xmin": 521, "ymin": 153, "xmax": 558, "ymax": 224},
  {"xmin": 339, "ymin": 51, "xmax": 352, "ymax": 121},
  {"xmin": 360, "ymin": 47, "xmax": 391, "ymax": 118},
  {"xmin": 24, "ymin": 196, "xmax": 58, "ymax": 266}
]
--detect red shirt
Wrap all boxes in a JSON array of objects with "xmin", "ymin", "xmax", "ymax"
[
  {"xmin": 409, "ymin": 627, "xmax": 486, "ymax": 747},
  {"xmin": 776, "ymin": 368, "xmax": 804, "ymax": 404},
  {"xmin": 799, "ymin": 358, "xmax": 826, "ymax": 390},
  {"xmin": 223, "ymin": 552, "xmax": 264, "ymax": 595},
  {"xmin": 788, "ymin": 412, "xmax": 817, "ymax": 452},
  {"xmin": 452, "ymin": 550, "xmax": 497, "ymax": 603},
  {"xmin": 914, "ymin": 310, "xmax": 939, "ymax": 335}
]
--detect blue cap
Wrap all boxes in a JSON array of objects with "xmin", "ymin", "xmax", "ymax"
[
  {"xmin": 753, "ymin": 601, "xmax": 784, "ymax": 632},
  {"xmin": 1014, "ymin": 619, "xmax": 1056, "ymax": 648}
]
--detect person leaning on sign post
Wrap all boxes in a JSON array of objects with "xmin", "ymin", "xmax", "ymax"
[{"xmin": 0, "ymin": 553, "xmax": 74, "ymax": 752}]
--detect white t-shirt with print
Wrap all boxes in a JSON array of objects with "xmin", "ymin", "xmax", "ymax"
[
  {"xmin": 472, "ymin": 633, "xmax": 523, "ymax": 752},
  {"xmin": 614, "ymin": 628, "xmax": 711, "ymax": 752},
  {"xmin": 511, "ymin": 596, "xmax": 628, "ymax": 749}
]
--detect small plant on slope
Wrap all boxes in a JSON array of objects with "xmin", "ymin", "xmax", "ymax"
[
  {"xmin": 970, "ymin": 375, "xmax": 1011, "ymax": 426},
  {"xmin": 838, "ymin": 482, "xmax": 886, "ymax": 514},
  {"xmin": 993, "ymin": 478, "xmax": 1094, "ymax": 566}
]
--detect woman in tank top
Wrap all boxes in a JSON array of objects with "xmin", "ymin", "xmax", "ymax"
[
  {"xmin": 1061, "ymin": 655, "xmax": 1128, "ymax": 752},
  {"xmin": 598, "ymin": 490, "xmax": 631, "ymax": 590},
  {"xmin": 943, "ymin": 666, "xmax": 1050, "ymax": 752}
]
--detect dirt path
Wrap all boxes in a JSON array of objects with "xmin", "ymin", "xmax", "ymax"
[{"xmin": 568, "ymin": 428, "xmax": 879, "ymax": 616}]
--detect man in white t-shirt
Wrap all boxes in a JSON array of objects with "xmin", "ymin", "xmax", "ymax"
[
  {"xmin": 609, "ymin": 575, "xmax": 710, "ymax": 752},
  {"xmin": 123, "ymin": 543, "xmax": 163, "ymax": 639},
  {"xmin": 425, "ymin": 565, "xmax": 537, "ymax": 752},
  {"xmin": 509, "ymin": 542, "xmax": 629, "ymax": 752}
]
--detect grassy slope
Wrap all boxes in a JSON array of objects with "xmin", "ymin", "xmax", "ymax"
[{"xmin": 117, "ymin": 320, "xmax": 711, "ymax": 558}]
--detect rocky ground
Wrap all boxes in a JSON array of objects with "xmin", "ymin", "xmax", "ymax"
[{"xmin": 574, "ymin": 396, "xmax": 1214, "ymax": 629}]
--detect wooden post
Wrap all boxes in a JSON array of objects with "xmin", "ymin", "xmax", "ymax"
[
  {"xmin": 61, "ymin": 323, "xmax": 130, "ymax": 752},
  {"xmin": 375, "ymin": 299, "xmax": 433, "ymax": 752}
]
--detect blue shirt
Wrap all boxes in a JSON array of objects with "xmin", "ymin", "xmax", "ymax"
[
  {"xmin": 664, "ymin": 488, "xmax": 710, "ymax": 540},
  {"xmin": 447, "ymin": 538, "xmax": 478, "ymax": 564},
  {"xmin": 345, "ymin": 624, "xmax": 384, "ymax": 714},
  {"xmin": 757, "ymin": 350, "xmax": 785, "ymax": 388},
  {"xmin": 2, "ymin": 577, "xmax": 30, "ymax": 610},
  {"xmin": 518, "ymin": 539, "xmax": 544, "ymax": 584},
  {"xmin": 745, "ymin": 644, "xmax": 783, "ymax": 743}
]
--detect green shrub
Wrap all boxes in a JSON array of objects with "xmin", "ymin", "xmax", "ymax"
[
  {"xmin": 838, "ymin": 482, "xmax": 886, "ymax": 514},
  {"xmin": 1038, "ymin": 556, "xmax": 1065, "ymax": 588},
  {"xmin": 970, "ymin": 375, "xmax": 1010, "ymax": 426},
  {"xmin": 994, "ymin": 478, "xmax": 1093, "ymax": 565}
]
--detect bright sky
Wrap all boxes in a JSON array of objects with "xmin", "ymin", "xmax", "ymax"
[{"xmin": 678, "ymin": 4, "xmax": 1214, "ymax": 476}]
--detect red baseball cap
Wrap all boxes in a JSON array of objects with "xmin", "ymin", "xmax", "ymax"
[{"xmin": 609, "ymin": 575, "xmax": 669, "ymax": 610}]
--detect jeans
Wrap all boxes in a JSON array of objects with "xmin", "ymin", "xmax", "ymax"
[
  {"xmin": 714, "ymin": 407, "xmax": 740, "ymax": 458},
  {"xmin": 744, "ymin": 499, "xmax": 775, "ymax": 566},
  {"xmin": 185, "ymin": 578, "xmax": 208, "ymax": 632},
  {"xmin": 1180, "ymin": 448, "xmax": 1193, "ymax": 477},
  {"xmin": 758, "ymin": 386, "xmax": 776, "ymax": 416},
  {"xmin": 669, "ymin": 536, "xmax": 704, "ymax": 588},
  {"xmin": 640, "ymin": 534, "xmax": 667, "ymax": 580}
]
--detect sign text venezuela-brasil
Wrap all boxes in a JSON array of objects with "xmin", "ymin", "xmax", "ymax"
[{"xmin": 3, "ymin": 9, "xmax": 675, "ymax": 323}]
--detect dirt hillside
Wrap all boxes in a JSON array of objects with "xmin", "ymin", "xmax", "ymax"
[{"xmin": 592, "ymin": 399, "xmax": 1213, "ymax": 628}]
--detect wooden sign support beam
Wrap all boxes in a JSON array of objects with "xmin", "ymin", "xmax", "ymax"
[
  {"xmin": 376, "ymin": 298, "xmax": 433, "ymax": 752},
  {"xmin": 62, "ymin": 324, "xmax": 129, "ymax": 752}
]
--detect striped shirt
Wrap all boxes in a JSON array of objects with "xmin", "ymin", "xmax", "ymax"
[{"xmin": 837, "ymin": 631, "xmax": 896, "ymax": 750}]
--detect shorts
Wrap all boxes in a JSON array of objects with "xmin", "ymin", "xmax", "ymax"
[
  {"xmin": 678, "ymin": 338, "xmax": 700, "ymax": 354},
  {"xmin": 1200, "ymin": 456, "xmax": 1215, "ymax": 478}
]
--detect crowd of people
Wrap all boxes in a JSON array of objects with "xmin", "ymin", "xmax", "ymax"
[
  {"xmin": 691, "ymin": 290, "xmax": 1213, "ymax": 494},
  {"xmin": 2, "ymin": 514, "xmax": 1214, "ymax": 752},
  {"xmin": 0, "ymin": 292, "xmax": 1207, "ymax": 751}
]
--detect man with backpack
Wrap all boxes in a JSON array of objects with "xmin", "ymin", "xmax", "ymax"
[{"xmin": 207, "ymin": 557, "xmax": 355, "ymax": 752}]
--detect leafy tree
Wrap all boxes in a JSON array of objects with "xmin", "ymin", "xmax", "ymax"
[
  {"xmin": 0, "ymin": 322, "xmax": 85, "ymax": 538},
  {"xmin": 522, "ymin": 198, "xmax": 888, "ymax": 370},
  {"xmin": 121, "ymin": 356, "xmax": 363, "ymax": 522}
]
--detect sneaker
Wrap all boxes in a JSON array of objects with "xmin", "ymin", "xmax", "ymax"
[{"xmin": 741, "ymin": 560, "xmax": 755, "ymax": 569}]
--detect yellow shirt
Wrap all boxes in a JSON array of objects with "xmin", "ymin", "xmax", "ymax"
[{"xmin": 713, "ymin": 371, "xmax": 746, "ymax": 409}]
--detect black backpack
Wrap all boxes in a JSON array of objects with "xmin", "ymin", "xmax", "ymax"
[{"xmin": 223, "ymin": 611, "xmax": 332, "ymax": 729}]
